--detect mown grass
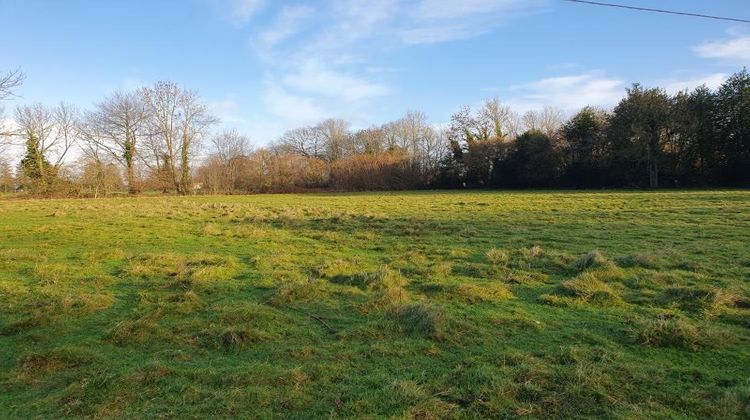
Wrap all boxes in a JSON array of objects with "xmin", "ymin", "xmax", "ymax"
[{"xmin": 1, "ymin": 190, "xmax": 749, "ymax": 418}]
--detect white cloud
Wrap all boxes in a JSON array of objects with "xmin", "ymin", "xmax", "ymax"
[
  {"xmin": 504, "ymin": 70, "xmax": 732, "ymax": 115},
  {"xmin": 401, "ymin": 24, "xmax": 486, "ymax": 45},
  {"xmin": 208, "ymin": 97, "xmax": 245, "ymax": 125},
  {"xmin": 240, "ymin": 0, "xmax": 550, "ymax": 140},
  {"xmin": 282, "ymin": 60, "xmax": 389, "ymax": 102},
  {"xmin": 508, "ymin": 72, "xmax": 625, "ymax": 112},
  {"xmin": 261, "ymin": 83, "xmax": 326, "ymax": 124},
  {"xmin": 694, "ymin": 35, "xmax": 750, "ymax": 64},
  {"xmin": 660, "ymin": 73, "xmax": 729, "ymax": 94},
  {"xmin": 412, "ymin": 0, "xmax": 541, "ymax": 21},
  {"xmin": 232, "ymin": 0, "xmax": 265, "ymax": 22},
  {"xmin": 254, "ymin": 5, "xmax": 314, "ymax": 50},
  {"xmin": 403, "ymin": 0, "xmax": 549, "ymax": 44}
]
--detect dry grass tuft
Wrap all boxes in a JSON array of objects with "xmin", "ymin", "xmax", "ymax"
[
  {"xmin": 390, "ymin": 302, "xmax": 448, "ymax": 340},
  {"xmin": 202, "ymin": 223, "xmax": 223, "ymax": 236},
  {"xmin": 19, "ymin": 348, "xmax": 94, "ymax": 377},
  {"xmin": 122, "ymin": 252, "xmax": 240, "ymax": 288},
  {"xmin": 1, "ymin": 313, "xmax": 51, "ymax": 336},
  {"xmin": 630, "ymin": 315, "xmax": 731, "ymax": 349},
  {"xmin": 270, "ymin": 279, "xmax": 326, "ymax": 305},
  {"xmin": 486, "ymin": 248, "xmax": 510, "ymax": 267},
  {"xmin": 403, "ymin": 398, "xmax": 457, "ymax": 420},
  {"xmin": 543, "ymin": 272, "xmax": 622, "ymax": 306},
  {"xmin": 454, "ymin": 283, "xmax": 514, "ymax": 304},
  {"xmin": 108, "ymin": 317, "xmax": 163, "ymax": 346},
  {"xmin": 329, "ymin": 266, "xmax": 409, "ymax": 309},
  {"xmin": 432, "ymin": 262, "xmax": 453, "ymax": 277},
  {"xmin": 618, "ymin": 251, "xmax": 662, "ymax": 269},
  {"xmin": 571, "ymin": 250, "xmax": 612, "ymax": 271}
]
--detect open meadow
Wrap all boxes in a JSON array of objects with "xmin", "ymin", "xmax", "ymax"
[{"xmin": 1, "ymin": 190, "xmax": 749, "ymax": 418}]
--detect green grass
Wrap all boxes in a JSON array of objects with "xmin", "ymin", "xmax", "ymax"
[{"xmin": 1, "ymin": 190, "xmax": 749, "ymax": 418}]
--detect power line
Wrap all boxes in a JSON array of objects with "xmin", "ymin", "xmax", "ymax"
[{"xmin": 563, "ymin": 0, "xmax": 750, "ymax": 24}]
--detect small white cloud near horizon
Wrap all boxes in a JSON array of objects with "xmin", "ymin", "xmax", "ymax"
[
  {"xmin": 660, "ymin": 73, "xmax": 729, "ymax": 94},
  {"xmin": 507, "ymin": 71, "xmax": 625, "ymax": 113},
  {"xmin": 694, "ymin": 35, "xmax": 750, "ymax": 64}
]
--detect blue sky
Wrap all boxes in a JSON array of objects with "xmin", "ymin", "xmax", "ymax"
[{"xmin": 1, "ymin": 0, "xmax": 749, "ymax": 144}]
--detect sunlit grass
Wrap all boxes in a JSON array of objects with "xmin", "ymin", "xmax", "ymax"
[{"xmin": 1, "ymin": 190, "xmax": 749, "ymax": 418}]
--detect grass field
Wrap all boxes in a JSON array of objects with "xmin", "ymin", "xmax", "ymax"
[{"xmin": 1, "ymin": 191, "xmax": 749, "ymax": 418}]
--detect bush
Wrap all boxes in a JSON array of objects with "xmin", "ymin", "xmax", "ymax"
[{"xmin": 330, "ymin": 152, "xmax": 422, "ymax": 191}]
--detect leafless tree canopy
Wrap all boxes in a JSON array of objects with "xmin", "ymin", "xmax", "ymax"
[
  {"xmin": 2, "ymin": 68, "xmax": 750, "ymax": 195},
  {"xmin": 0, "ymin": 69, "xmax": 24, "ymax": 100},
  {"xmin": 79, "ymin": 91, "xmax": 149, "ymax": 193},
  {"xmin": 141, "ymin": 81, "xmax": 218, "ymax": 194},
  {"xmin": 0, "ymin": 69, "xmax": 24, "ymax": 142}
]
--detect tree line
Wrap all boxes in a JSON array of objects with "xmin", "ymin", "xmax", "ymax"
[{"xmin": 0, "ymin": 68, "xmax": 748, "ymax": 196}]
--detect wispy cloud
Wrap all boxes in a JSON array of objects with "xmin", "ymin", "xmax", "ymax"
[
  {"xmin": 507, "ymin": 71, "xmax": 625, "ymax": 112},
  {"xmin": 254, "ymin": 4, "xmax": 315, "ymax": 51},
  {"xmin": 694, "ymin": 34, "xmax": 750, "ymax": 64},
  {"xmin": 232, "ymin": 0, "xmax": 265, "ymax": 23},
  {"xmin": 209, "ymin": 97, "xmax": 245, "ymax": 125},
  {"xmin": 243, "ymin": 0, "xmax": 550, "ymax": 132},
  {"xmin": 403, "ymin": 0, "xmax": 549, "ymax": 44},
  {"xmin": 261, "ymin": 83, "xmax": 327, "ymax": 123},
  {"xmin": 660, "ymin": 73, "xmax": 729, "ymax": 94},
  {"xmin": 505, "ymin": 70, "xmax": 732, "ymax": 114}
]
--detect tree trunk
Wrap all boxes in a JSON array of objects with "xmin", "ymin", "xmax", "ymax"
[
  {"xmin": 180, "ymin": 134, "xmax": 190, "ymax": 195},
  {"xmin": 648, "ymin": 132, "xmax": 659, "ymax": 188},
  {"xmin": 124, "ymin": 137, "xmax": 137, "ymax": 195}
]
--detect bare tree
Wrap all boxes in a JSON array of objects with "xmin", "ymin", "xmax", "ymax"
[
  {"xmin": 352, "ymin": 126, "xmax": 386, "ymax": 155},
  {"xmin": 0, "ymin": 69, "xmax": 23, "ymax": 100},
  {"xmin": 15, "ymin": 103, "xmax": 78, "ymax": 191},
  {"xmin": 449, "ymin": 98, "xmax": 519, "ymax": 146},
  {"xmin": 277, "ymin": 126, "xmax": 325, "ymax": 158},
  {"xmin": 141, "ymin": 81, "xmax": 217, "ymax": 194},
  {"xmin": 210, "ymin": 129, "xmax": 250, "ymax": 192},
  {"xmin": 1, "ymin": 69, "xmax": 24, "ymax": 147},
  {"xmin": 316, "ymin": 118, "xmax": 351, "ymax": 161},
  {"xmin": 480, "ymin": 97, "xmax": 519, "ymax": 141},
  {"xmin": 80, "ymin": 91, "xmax": 148, "ymax": 193},
  {"xmin": 384, "ymin": 111, "xmax": 432, "ymax": 155},
  {"xmin": 0, "ymin": 157, "xmax": 14, "ymax": 192},
  {"xmin": 522, "ymin": 106, "xmax": 564, "ymax": 138}
]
